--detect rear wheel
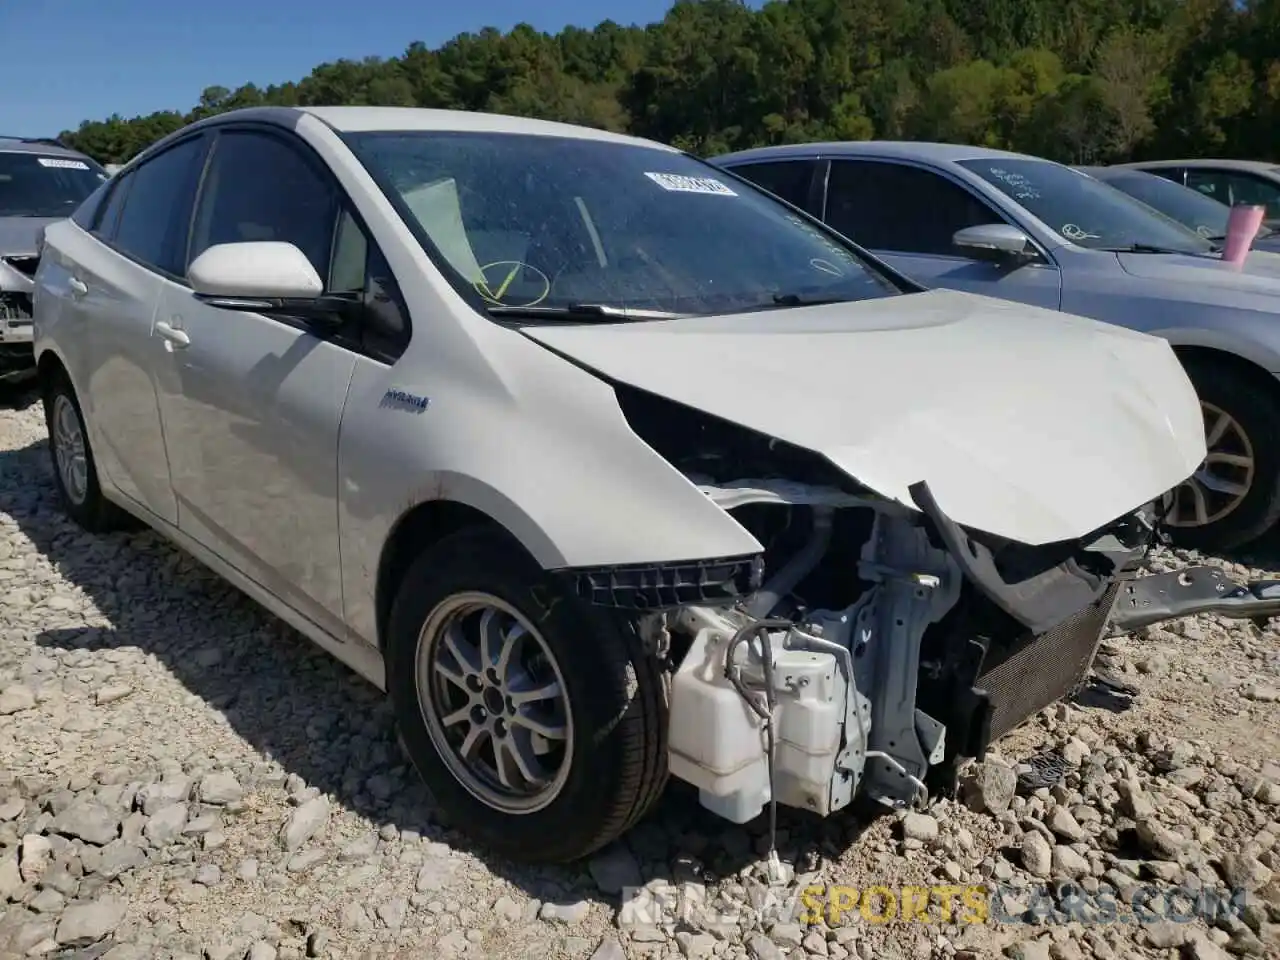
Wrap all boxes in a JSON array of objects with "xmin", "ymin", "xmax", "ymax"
[
  {"xmin": 386, "ymin": 526, "xmax": 669, "ymax": 862},
  {"xmin": 1161, "ymin": 358, "xmax": 1280, "ymax": 552},
  {"xmin": 42, "ymin": 371, "xmax": 129, "ymax": 532}
]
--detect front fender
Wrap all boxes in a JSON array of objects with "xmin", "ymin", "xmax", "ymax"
[
  {"xmin": 1148, "ymin": 322, "xmax": 1280, "ymax": 378},
  {"xmin": 336, "ymin": 339, "xmax": 767, "ymax": 646}
]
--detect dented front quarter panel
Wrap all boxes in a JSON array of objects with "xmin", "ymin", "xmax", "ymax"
[{"xmin": 333, "ymin": 283, "xmax": 767, "ymax": 649}]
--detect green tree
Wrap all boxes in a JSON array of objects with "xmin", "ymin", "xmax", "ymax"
[{"xmin": 56, "ymin": 0, "xmax": 1276, "ymax": 167}]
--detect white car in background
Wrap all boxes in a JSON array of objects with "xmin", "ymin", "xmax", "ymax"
[
  {"xmin": 30, "ymin": 107, "xmax": 1280, "ymax": 863},
  {"xmin": 716, "ymin": 142, "xmax": 1280, "ymax": 552}
]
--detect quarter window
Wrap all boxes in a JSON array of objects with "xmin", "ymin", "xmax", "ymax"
[
  {"xmin": 328, "ymin": 208, "xmax": 410, "ymax": 362},
  {"xmin": 71, "ymin": 179, "xmax": 111, "ymax": 231},
  {"xmin": 92, "ymin": 173, "xmax": 132, "ymax": 241},
  {"xmin": 824, "ymin": 160, "xmax": 997, "ymax": 256}
]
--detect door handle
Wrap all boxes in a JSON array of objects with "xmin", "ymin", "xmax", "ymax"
[
  {"xmin": 68, "ymin": 277, "xmax": 88, "ymax": 298},
  {"xmin": 155, "ymin": 320, "xmax": 191, "ymax": 349}
]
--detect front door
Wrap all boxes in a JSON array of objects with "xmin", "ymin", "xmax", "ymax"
[
  {"xmin": 152, "ymin": 127, "xmax": 359, "ymax": 635},
  {"xmin": 820, "ymin": 158, "xmax": 1063, "ymax": 311}
]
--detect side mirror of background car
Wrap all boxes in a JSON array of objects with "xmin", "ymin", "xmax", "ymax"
[
  {"xmin": 188, "ymin": 241, "xmax": 345, "ymax": 328},
  {"xmin": 952, "ymin": 223, "xmax": 1038, "ymax": 264}
]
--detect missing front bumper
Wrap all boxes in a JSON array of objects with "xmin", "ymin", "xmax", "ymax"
[{"xmin": 1108, "ymin": 565, "xmax": 1280, "ymax": 632}]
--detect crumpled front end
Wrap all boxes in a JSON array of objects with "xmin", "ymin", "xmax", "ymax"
[
  {"xmin": 656, "ymin": 473, "xmax": 1153, "ymax": 827},
  {"xmin": 0, "ymin": 254, "xmax": 37, "ymax": 378},
  {"xmin": 524, "ymin": 293, "xmax": 1280, "ymax": 842},
  {"xmin": 570, "ymin": 379, "xmax": 1278, "ymax": 843}
]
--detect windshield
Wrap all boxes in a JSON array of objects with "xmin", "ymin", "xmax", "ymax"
[
  {"xmin": 957, "ymin": 158, "xmax": 1215, "ymax": 255},
  {"xmin": 0, "ymin": 151, "xmax": 109, "ymax": 218},
  {"xmin": 1090, "ymin": 170, "xmax": 1232, "ymax": 241},
  {"xmin": 344, "ymin": 131, "xmax": 901, "ymax": 319}
]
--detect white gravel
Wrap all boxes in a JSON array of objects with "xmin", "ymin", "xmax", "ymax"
[{"xmin": 1, "ymin": 389, "xmax": 1279, "ymax": 960}]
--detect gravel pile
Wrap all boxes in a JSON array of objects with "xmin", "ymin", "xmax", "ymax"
[{"xmin": 1, "ymin": 393, "xmax": 1279, "ymax": 960}]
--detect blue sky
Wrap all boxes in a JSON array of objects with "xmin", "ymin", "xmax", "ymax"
[{"xmin": 0, "ymin": 0, "xmax": 680, "ymax": 136}]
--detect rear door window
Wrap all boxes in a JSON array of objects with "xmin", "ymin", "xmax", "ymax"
[
  {"xmin": 729, "ymin": 160, "xmax": 819, "ymax": 211},
  {"xmin": 111, "ymin": 136, "xmax": 210, "ymax": 276}
]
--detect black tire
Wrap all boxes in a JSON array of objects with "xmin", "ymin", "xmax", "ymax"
[
  {"xmin": 386, "ymin": 526, "xmax": 669, "ymax": 863},
  {"xmin": 41, "ymin": 371, "xmax": 130, "ymax": 533},
  {"xmin": 1164, "ymin": 356, "xmax": 1280, "ymax": 552}
]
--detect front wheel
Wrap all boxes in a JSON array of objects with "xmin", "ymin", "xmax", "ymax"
[
  {"xmin": 1161, "ymin": 359, "xmax": 1280, "ymax": 552},
  {"xmin": 385, "ymin": 527, "xmax": 669, "ymax": 863}
]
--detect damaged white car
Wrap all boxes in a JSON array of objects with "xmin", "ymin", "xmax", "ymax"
[{"xmin": 32, "ymin": 106, "xmax": 1280, "ymax": 864}]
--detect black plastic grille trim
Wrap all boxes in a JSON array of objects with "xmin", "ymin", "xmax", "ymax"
[{"xmin": 564, "ymin": 553, "xmax": 764, "ymax": 611}]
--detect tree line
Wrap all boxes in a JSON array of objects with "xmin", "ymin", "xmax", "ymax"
[{"xmin": 59, "ymin": 0, "xmax": 1280, "ymax": 167}]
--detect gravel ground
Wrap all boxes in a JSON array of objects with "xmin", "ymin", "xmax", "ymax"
[{"xmin": 1, "ymin": 389, "xmax": 1280, "ymax": 960}]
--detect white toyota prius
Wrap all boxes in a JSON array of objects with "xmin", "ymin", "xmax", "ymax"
[{"xmin": 30, "ymin": 106, "xmax": 1280, "ymax": 864}]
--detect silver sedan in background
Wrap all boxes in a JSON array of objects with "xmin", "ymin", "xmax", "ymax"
[
  {"xmin": 714, "ymin": 142, "xmax": 1280, "ymax": 552},
  {"xmin": 1112, "ymin": 158, "xmax": 1280, "ymax": 232},
  {"xmin": 1077, "ymin": 165, "xmax": 1280, "ymax": 254}
]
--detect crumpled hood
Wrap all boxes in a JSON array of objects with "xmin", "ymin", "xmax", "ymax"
[
  {"xmin": 523, "ymin": 290, "xmax": 1207, "ymax": 546},
  {"xmin": 1117, "ymin": 248, "xmax": 1280, "ymax": 296},
  {"xmin": 0, "ymin": 217, "xmax": 56, "ymax": 257}
]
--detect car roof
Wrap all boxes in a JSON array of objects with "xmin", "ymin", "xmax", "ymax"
[
  {"xmin": 137, "ymin": 105, "xmax": 677, "ymax": 162},
  {"xmin": 1116, "ymin": 158, "xmax": 1280, "ymax": 174},
  {"xmin": 714, "ymin": 140, "xmax": 1040, "ymax": 166},
  {"xmin": 0, "ymin": 137, "xmax": 93, "ymax": 160},
  {"xmin": 1077, "ymin": 165, "xmax": 1150, "ymax": 179}
]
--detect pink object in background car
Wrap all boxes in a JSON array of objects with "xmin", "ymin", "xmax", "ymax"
[{"xmin": 1222, "ymin": 204, "xmax": 1265, "ymax": 265}]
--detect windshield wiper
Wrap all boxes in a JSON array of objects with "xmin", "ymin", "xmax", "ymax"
[
  {"xmin": 485, "ymin": 303, "xmax": 687, "ymax": 322},
  {"xmin": 1097, "ymin": 243, "xmax": 1199, "ymax": 255},
  {"xmin": 770, "ymin": 293, "xmax": 852, "ymax": 308}
]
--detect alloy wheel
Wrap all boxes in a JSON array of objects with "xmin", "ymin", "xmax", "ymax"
[
  {"xmin": 415, "ymin": 592, "xmax": 574, "ymax": 814},
  {"xmin": 1162, "ymin": 401, "xmax": 1255, "ymax": 528}
]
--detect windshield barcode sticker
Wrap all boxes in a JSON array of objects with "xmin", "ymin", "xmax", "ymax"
[
  {"xmin": 37, "ymin": 157, "xmax": 90, "ymax": 170},
  {"xmin": 644, "ymin": 172, "xmax": 737, "ymax": 196}
]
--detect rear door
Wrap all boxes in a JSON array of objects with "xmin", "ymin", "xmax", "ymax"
[
  {"xmin": 39, "ymin": 135, "xmax": 210, "ymax": 524},
  {"xmin": 818, "ymin": 158, "xmax": 1062, "ymax": 310}
]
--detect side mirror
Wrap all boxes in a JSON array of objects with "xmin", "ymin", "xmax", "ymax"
[
  {"xmin": 952, "ymin": 223, "xmax": 1037, "ymax": 263},
  {"xmin": 189, "ymin": 241, "xmax": 324, "ymax": 304},
  {"xmin": 188, "ymin": 241, "xmax": 348, "ymax": 328}
]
